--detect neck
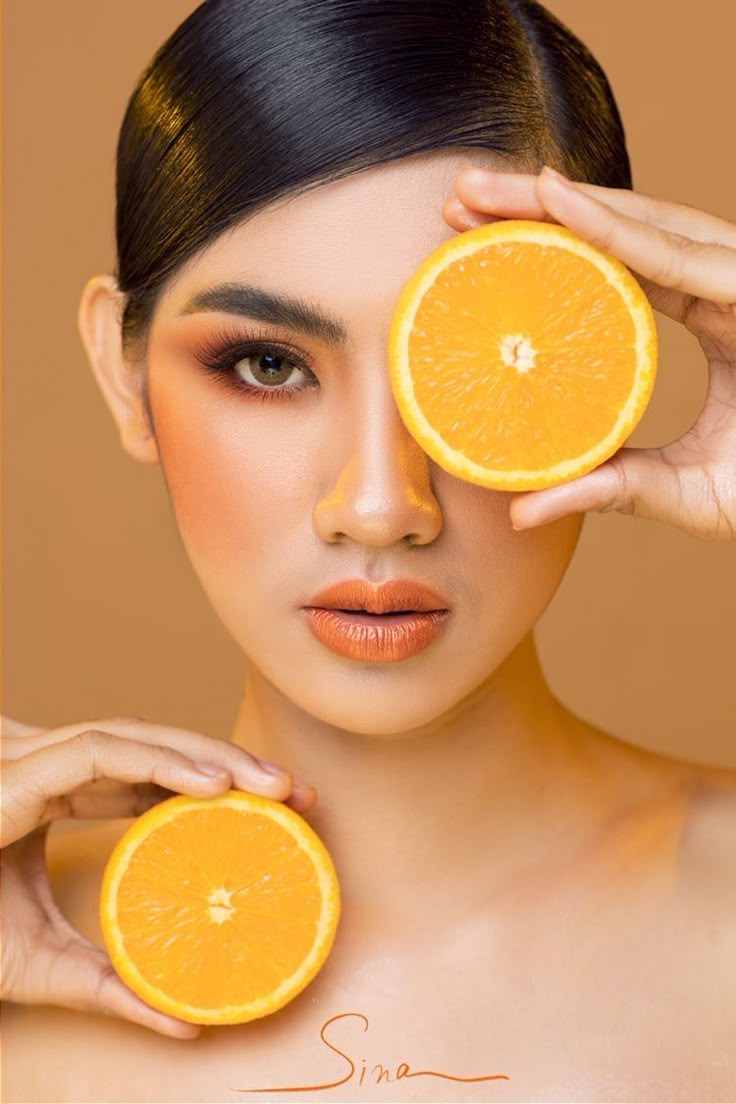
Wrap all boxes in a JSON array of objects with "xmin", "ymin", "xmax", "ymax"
[{"xmin": 230, "ymin": 633, "xmax": 599, "ymax": 927}]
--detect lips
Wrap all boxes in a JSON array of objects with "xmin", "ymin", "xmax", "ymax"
[{"xmin": 303, "ymin": 577, "xmax": 449, "ymax": 615}]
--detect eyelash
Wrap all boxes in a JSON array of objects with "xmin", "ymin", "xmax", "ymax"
[{"xmin": 192, "ymin": 323, "xmax": 319, "ymax": 402}]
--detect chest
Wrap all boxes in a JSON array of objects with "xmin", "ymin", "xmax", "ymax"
[
  {"xmin": 3, "ymin": 908, "xmax": 733, "ymax": 1104},
  {"xmin": 5, "ymin": 819, "xmax": 733, "ymax": 1102}
]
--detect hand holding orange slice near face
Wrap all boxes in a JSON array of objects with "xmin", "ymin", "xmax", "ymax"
[{"xmin": 388, "ymin": 217, "xmax": 657, "ymax": 492}]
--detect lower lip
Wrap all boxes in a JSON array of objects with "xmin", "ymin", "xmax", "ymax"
[{"xmin": 300, "ymin": 607, "xmax": 451, "ymax": 662}]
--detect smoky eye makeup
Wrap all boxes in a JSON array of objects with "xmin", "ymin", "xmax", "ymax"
[{"xmin": 190, "ymin": 322, "xmax": 321, "ymax": 403}]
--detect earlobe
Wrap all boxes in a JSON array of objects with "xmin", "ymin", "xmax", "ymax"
[{"xmin": 77, "ymin": 274, "xmax": 160, "ymax": 465}]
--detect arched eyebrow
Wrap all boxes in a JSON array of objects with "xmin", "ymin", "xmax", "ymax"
[{"xmin": 179, "ymin": 283, "xmax": 349, "ymax": 347}]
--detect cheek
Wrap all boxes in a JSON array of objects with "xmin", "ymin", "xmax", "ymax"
[
  {"xmin": 441, "ymin": 477, "xmax": 580, "ymax": 639},
  {"xmin": 153, "ymin": 395, "xmax": 294, "ymax": 572}
]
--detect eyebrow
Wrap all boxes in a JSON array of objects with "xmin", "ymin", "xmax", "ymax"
[{"xmin": 179, "ymin": 283, "xmax": 349, "ymax": 347}]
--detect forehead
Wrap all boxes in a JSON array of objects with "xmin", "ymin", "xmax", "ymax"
[{"xmin": 159, "ymin": 148, "xmax": 510, "ymax": 327}]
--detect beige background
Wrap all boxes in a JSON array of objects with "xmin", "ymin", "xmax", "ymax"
[{"xmin": 3, "ymin": 1, "xmax": 735, "ymax": 766}]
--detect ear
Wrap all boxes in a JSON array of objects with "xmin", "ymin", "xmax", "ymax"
[{"xmin": 77, "ymin": 274, "xmax": 160, "ymax": 465}]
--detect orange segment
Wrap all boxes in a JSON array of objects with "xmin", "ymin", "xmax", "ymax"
[
  {"xmin": 388, "ymin": 218, "xmax": 658, "ymax": 491},
  {"xmin": 99, "ymin": 790, "xmax": 341, "ymax": 1025}
]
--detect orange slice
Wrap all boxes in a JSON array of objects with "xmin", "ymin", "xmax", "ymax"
[
  {"xmin": 99, "ymin": 789, "xmax": 341, "ymax": 1025},
  {"xmin": 388, "ymin": 218, "xmax": 657, "ymax": 491}
]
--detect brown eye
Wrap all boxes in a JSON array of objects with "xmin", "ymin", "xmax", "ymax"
[
  {"xmin": 193, "ymin": 330, "xmax": 319, "ymax": 401},
  {"xmin": 233, "ymin": 349, "xmax": 308, "ymax": 389}
]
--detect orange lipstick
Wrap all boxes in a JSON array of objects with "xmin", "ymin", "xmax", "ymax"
[{"xmin": 301, "ymin": 577, "xmax": 451, "ymax": 662}]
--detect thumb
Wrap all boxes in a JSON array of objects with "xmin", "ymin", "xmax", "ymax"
[
  {"xmin": 508, "ymin": 446, "xmax": 678, "ymax": 529},
  {"xmin": 43, "ymin": 933, "xmax": 201, "ymax": 1038}
]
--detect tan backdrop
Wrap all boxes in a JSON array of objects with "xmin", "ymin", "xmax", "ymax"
[{"xmin": 3, "ymin": 0, "xmax": 735, "ymax": 766}]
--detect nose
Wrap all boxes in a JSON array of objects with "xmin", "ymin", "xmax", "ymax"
[{"xmin": 313, "ymin": 376, "xmax": 444, "ymax": 548}]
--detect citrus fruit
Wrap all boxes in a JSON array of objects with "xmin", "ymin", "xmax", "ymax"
[
  {"xmin": 99, "ymin": 789, "xmax": 341, "ymax": 1025},
  {"xmin": 388, "ymin": 217, "xmax": 658, "ymax": 491}
]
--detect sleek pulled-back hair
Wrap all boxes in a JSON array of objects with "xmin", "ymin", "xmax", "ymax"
[{"xmin": 115, "ymin": 0, "xmax": 632, "ymax": 390}]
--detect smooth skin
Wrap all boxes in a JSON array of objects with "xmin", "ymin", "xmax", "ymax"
[{"xmin": 3, "ymin": 152, "xmax": 735, "ymax": 1102}]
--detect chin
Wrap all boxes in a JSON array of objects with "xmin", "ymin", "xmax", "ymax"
[{"xmin": 274, "ymin": 661, "xmax": 496, "ymax": 740}]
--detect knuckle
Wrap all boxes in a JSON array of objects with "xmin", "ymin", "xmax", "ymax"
[
  {"xmin": 598, "ymin": 455, "xmax": 633, "ymax": 514},
  {"xmin": 1, "ymin": 938, "xmax": 28, "ymax": 1001},
  {"xmin": 71, "ymin": 728, "xmax": 103, "ymax": 745},
  {"xmin": 94, "ymin": 961, "xmax": 119, "ymax": 1008},
  {"xmin": 69, "ymin": 729, "xmax": 106, "ymax": 779},
  {"xmin": 612, "ymin": 457, "xmax": 635, "ymax": 514},
  {"xmin": 151, "ymin": 741, "xmax": 182, "ymax": 777},
  {"xmin": 596, "ymin": 215, "xmax": 619, "ymax": 256},
  {"xmin": 654, "ymin": 236, "xmax": 690, "ymax": 291}
]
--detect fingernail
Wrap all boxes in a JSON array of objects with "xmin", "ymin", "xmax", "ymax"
[
  {"xmin": 191, "ymin": 761, "xmax": 230, "ymax": 778},
  {"xmin": 259, "ymin": 759, "xmax": 290, "ymax": 778},
  {"xmin": 293, "ymin": 779, "xmax": 317, "ymax": 797},
  {"xmin": 542, "ymin": 165, "xmax": 575, "ymax": 188},
  {"xmin": 290, "ymin": 782, "xmax": 318, "ymax": 806}
]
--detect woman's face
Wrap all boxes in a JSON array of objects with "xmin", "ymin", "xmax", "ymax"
[{"xmin": 144, "ymin": 150, "xmax": 583, "ymax": 735}]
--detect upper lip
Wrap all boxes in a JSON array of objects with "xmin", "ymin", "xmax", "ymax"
[{"xmin": 304, "ymin": 578, "xmax": 450, "ymax": 613}]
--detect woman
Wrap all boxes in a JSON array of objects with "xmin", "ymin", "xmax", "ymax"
[{"xmin": 3, "ymin": 0, "xmax": 735, "ymax": 1099}]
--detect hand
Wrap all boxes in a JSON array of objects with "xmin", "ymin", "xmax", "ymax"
[
  {"xmin": 0, "ymin": 713, "xmax": 316, "ymax": 1038},
  {"xmin": 443, "ymin": 165, "xmax": 736, "ymax": 541}
]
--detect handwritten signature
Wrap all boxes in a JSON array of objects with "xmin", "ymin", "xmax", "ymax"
[{"xmin": 231, "ymin": 1010, "xmax": 510, "ymax": 1093}]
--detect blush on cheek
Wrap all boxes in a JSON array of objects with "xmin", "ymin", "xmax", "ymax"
[{"xmin": 153, "ymin": 399, "xmax": 278, "ymax": 572}]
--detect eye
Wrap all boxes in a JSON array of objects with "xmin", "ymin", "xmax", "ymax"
[
  {"xmin": 233, "ymin": 344, "xmax": 312, "ymax": 389},
  {"xmin": 192, "ymin": 326, "xmax": 319, "ymax": 402}
]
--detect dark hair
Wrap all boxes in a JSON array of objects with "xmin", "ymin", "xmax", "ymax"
[{"xmin": 114, "ymin": 0, "xmax": 632, "ymax": 427}]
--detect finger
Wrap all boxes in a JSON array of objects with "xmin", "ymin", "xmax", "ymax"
[
  {"xmin": 443, "ymin": 180, "xmax": 695, "ymax": 318},
  {"xmin": 32, "ymin": 773, "xmax": 319, "ymax": 819},
  {"xmin": 508, "ymin": 445, "xmax": 684, "ymax": 532},
  {"xmin": 1, "ymin": 730, "xmax": 240, "ymax": 845},
  {"xmin": 37, "ymin": 778, "xmax": 176, "ymax": 820},
  {"xmin": 282, "ymin": 780, "xmax": 319, "ymax": 815},
  {"xmin": 40, "ymin": 934, "xmax": 201, "ymax": 1038},
  {"xmin": 532, "ymin": 170, "xmax": 736, "ymax": 305},
  {"xmin": 1, "ymin": 715, "xmax": 46, "ymax": 739},
  {"xmin": 56, "ymin": 776, "xmax": 319, "ymax": 817},
  {"xmin": 447, "ymin": 168, "xmax": 736, "ymax": 323},
  {"xmin": 452, "ymin": 167, "xmax": 736, "ymax": 249},
  {"xmin": 8, "ymin": 715, "xmax": 313, "ymax": 799},
  {"xmin": 447, "ymin": 171, "xmax": 554, "ymax": 227},
  {"xmin": 102, "ymin": 966, "xmax": 202, "ymax": 1037}
]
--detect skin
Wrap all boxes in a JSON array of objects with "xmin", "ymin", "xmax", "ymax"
[
  {"xmin": 4, "ymin": 150, "xmax": 735, "ymax": 1102},
  {"xmin": 84, "ymin": 148, "xmax": 594, "ymax": 916}
]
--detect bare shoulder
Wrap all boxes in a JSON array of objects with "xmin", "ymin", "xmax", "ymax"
[
  {"xmin": 676, "ymin": 759, "xmax": 736, "ymax": 901},
  {"xmin": 571, "ymin": 713, "xmax": 736, "ymax": 900}
]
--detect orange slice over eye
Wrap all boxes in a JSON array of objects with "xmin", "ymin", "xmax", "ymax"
[{"xmin": 388, "ymin": 218, "xmax": 657, "ymax": 491}]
